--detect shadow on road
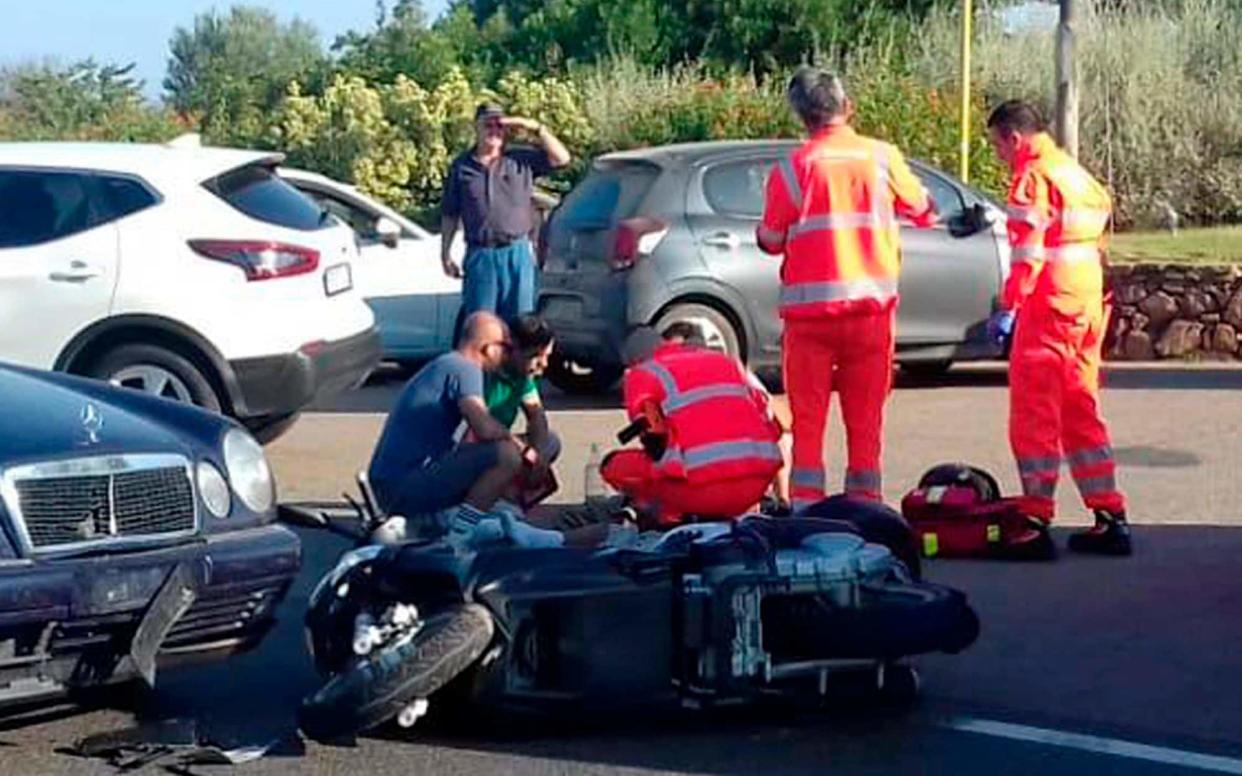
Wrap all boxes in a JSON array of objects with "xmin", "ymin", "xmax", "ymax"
[
  {"xmin": 0, "ymin": 703, "xmax": 95, "ymax": 736},
  {"xmin": 1101, "ymin": 366, "xmax": 1242, "ymax": 391},
  {"xmin": 895, "ymin": 364, "xmax": 1242, "ymax": 392},
  {"xmin": 1113, "ymin": 445, "xmax": 1202, "ymax": 468},
  {"xmin": 311, "ymin": 363, "xmax": 625, "ymax": 415},
  {"xmin": 307, "ymin": 361, "xmax": 1242, "ymax": 418}
]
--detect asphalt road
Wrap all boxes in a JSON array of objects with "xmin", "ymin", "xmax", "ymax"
[{"xmin": 3, "ymin": 363, "xmax": 1242, "ymax": 775}]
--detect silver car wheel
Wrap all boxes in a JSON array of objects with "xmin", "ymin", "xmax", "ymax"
[{"xmin": 110, "ymin": 365, "xmax": 195, "ymax": 403}]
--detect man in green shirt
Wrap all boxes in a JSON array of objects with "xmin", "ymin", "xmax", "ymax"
[{"xmin": 484, "ymin": 314, "xmax": 559, "ymax": 500}]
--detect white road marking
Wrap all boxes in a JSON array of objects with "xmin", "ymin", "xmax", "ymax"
[{"xmin": 945, "ymin": 717, "xmax": 1242, "ymax": 774}]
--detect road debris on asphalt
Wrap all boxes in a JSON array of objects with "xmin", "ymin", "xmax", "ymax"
[{"xmin": 63, "ymin": 718, "xmax": 283, "ymax": 772}]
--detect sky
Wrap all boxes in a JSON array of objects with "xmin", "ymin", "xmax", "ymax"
[{"xmin": 0, "ymin": 1, "xmax": 451, "ymax": 99}]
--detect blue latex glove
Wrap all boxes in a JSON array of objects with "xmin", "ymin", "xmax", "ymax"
[{"xmin": 987, "ymin": 310, "xmax": 1015, "ymax": 344}]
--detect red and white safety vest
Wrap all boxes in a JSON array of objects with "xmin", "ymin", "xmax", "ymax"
[
  {"xmin": 761, "ymin": 123, "xmax": 935, "ymax": 319},
  {"xmin": 623, "ymin": 343, "xmax": 782, "ymax": 483},
  {"xmin": 1002, "ymin": 132, "xmax": 1112, "ymax": 316}
]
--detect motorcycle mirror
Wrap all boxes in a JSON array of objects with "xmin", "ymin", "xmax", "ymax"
[{"xmin": 343, "ymin": 493, "xmax": 377, "ymax": 530}]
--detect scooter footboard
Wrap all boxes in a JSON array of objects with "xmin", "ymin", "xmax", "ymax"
[{"xmin": 472, "ymin": 556, "xmax": 679, "ymax": 711}]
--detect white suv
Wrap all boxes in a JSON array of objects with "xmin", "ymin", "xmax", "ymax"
[{"xmin": 0, "ymin": 141, "xmax": 381, "ymax": 442}]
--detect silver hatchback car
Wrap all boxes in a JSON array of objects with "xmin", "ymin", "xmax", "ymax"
[{"xmin": 537, "ymin": 140, "xmax": 1010, "ymax": 393}]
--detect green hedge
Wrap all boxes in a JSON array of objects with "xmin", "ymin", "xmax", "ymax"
[{"xmin": 260, "ymin": 60, "xmax": 1008, "ymax": 226}]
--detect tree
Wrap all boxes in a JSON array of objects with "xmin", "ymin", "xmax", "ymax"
[
  {"xmin": 333, "ymin": 0, "xmax": 462, "ymax": 87},
  {"xmin": 462, "ymin": 0, "xmax": 667, "ymax": 71},
  {"xmin": 456, "ymin": 0, "xmax": 934, "ymax": 75},
  {"xmin": 0, "ymin": 60, "xmax": 181, "ymax": 142},
  {"xmin": 165, "ymin": 6, "xmax": 327, "ymax": 144}
]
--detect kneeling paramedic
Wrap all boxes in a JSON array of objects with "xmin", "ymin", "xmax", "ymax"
[
  {"xmin": 602, "ymin": 327, "xmax": 784, "ymax": 526},
  {"xmin": 984, "ymin": 100, "xmax": 1130, "ymax": 556},
  {"xmin": 757, "ymin": 67, "xmax": 938, "ymax": 511}
]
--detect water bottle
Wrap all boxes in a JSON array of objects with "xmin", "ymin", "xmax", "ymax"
[{"xmin": 584, "ymin": 443, "xmax": 610, "ymax": 507}]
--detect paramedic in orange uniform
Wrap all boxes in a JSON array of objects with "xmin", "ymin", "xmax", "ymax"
[
  {"xmin": 757, "ymin": 67, "xmax": 937, "ymax": 512},
  {"xmin": 985, "ymin": 99, "xmax": 1130, "ymax": 556}
]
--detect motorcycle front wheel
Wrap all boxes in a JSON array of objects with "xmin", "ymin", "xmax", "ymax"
[{"xmin": 299, "ymin": 603, "xmax": 495, "ymax": 742}]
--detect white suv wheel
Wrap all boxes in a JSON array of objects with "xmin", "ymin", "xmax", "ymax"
[{"xmin": 109, "ymin": 365, "xmax": 195, "ymax": 403}]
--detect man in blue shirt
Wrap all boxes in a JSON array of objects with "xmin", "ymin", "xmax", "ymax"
[
  {"xmin": 440, "ymin": 103, "xmax": 571, "ymax": 327},
  {"xmin": 369, "ymin": 311, "xmax": 525, "ymax": 530}
]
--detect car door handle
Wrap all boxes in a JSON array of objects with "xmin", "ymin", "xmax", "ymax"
[
  {"xmin": 49, "ymin": 260, "xmax": 102, "ymax": 283},
  {"xmin": 701, "ymin": 232, "xmax": 741, "ymax": 250}
]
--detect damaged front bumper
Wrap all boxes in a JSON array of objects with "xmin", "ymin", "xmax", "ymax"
[{"xmin": 0, "ymin": 525, "xmax": 300, "ymax": 708}]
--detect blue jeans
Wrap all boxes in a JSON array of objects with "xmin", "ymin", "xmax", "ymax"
[
  {"xmin": 461, "ymin": 239, "xmax": 538, "ymax": 324},
  {"xmin": 384, "ymin": 442, "xmax": 502, "ymax": 518}
]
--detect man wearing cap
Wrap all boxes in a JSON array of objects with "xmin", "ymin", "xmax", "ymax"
[{"xmin": 441, "ymin": 103, "xmax": 571, "ymax": 328}]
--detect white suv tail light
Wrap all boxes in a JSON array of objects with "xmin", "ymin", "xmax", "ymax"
[{"xmin": 188, "ymin": 239, "xmax": 320, "ymax": 281}]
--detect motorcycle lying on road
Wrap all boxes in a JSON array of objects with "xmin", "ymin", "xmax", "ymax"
[{"xmin": 281, "ymin": 463, "xmax": 981, "ymax": 743}]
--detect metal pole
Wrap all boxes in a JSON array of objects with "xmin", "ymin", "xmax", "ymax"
[
  {"xmin": 959, "ymin": 0, "xmax": 973, "ymax": 182},
  {"xmin": 1055, "ymin": 0, "xmax": 1079, "ymax": 157}
]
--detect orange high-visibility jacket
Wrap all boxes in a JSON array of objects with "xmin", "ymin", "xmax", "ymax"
[
  {"xmin": 623, "ymin": 343, "xmax": 783, "ymax": 483},
  {"xmin": 1002, "ymin": 132, "xmax": 1112, "ymax": 316},
  {"xmin": 760, "ymin": 123, "xmax": 936, "ymax": 319}
]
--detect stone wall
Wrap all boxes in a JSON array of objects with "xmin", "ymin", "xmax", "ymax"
[{"xmin": 1106, "ymin": 264, "xmax": 1242, "ymax": 361}]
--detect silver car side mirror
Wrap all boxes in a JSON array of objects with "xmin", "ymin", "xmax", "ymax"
[{"xmin": 947, "ymin": 203, "xmax": 992, "ymax": 239}]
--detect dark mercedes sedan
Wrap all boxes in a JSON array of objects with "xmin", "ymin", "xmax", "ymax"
[{"xmin": 0, "ymin": 362, "xmax": 299, "ymax": 708}]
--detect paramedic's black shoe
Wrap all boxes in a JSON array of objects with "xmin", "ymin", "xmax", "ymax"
[
  {"xmin": 1001, "ymin": 517, "xmax": 1057, "ymax": 561},
  {"xmin": 1068, "ymin": 510, "xmax": 1132, "ymax": 556}
]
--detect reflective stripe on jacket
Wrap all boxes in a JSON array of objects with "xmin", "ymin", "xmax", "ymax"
[
  {"xmin": 761, "ymin": 124, "xmax": 934, "ymax": 320},
  {"xmin": 1002, "ymin": 132, "xmax": 1112, "ymax": 315},
  {"xmin": 623, "ymin": 343, "xmax": 783, "ymax": 482}
]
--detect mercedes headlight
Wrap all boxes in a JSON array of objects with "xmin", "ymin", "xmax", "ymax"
[
  {"xmin": 223, "ymin": 428, "xmax": 275, "ymax": 513},
  {"xmin": 196, "ymin": 461, "xmax": 231, "ymax": 519}
]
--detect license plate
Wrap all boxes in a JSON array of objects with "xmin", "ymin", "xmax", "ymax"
[
  {"xmin": 540, "ymin": 298, "xmax": 582, "ymax": 320},
  {"xmin": 324, "ymin": 263, "xmax": 353, "ymax": 296}
]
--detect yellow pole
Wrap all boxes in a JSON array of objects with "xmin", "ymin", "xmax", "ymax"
[{"xmin": 959, "ymin": 0, "xmax": 973, "ymax": 182}]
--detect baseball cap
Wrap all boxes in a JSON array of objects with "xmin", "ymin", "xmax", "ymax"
[{"xmin": 476, "ymin": 103, "xmax": 505, "ymax": 121}]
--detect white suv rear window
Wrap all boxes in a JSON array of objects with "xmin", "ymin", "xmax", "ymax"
[{"xmin": 206, "ymin": 164, "xmax": 329, "ymax": 231}]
